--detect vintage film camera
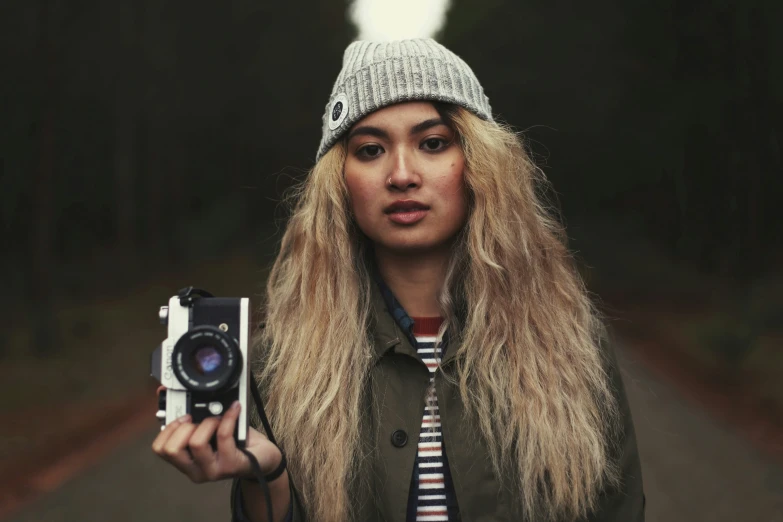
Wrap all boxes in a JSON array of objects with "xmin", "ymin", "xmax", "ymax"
[{"xmin": 150, "ymin": 287, "xmax": 249, "ymax": 448}]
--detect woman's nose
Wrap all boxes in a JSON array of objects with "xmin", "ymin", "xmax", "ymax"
[{"xmin": 387, "ymin": 148, "xmax": 421, "ymax": 190}]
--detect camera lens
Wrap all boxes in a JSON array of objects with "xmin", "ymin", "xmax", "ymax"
[
  {"xmin": 171, "ymin": 326, "xmax": 242, "ymax": 392},
  {"xmin": 192, "ymin": 346, "xmax": 223, "ymax": 374}
]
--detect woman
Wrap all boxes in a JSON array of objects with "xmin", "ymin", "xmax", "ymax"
[{"xmin": 152, "ymin": 38, "xmax": 645, "ymax": 522}]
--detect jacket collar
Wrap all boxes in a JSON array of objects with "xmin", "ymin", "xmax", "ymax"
[
  {"xmin": 369, "ymin": 278, "xmax": 403, "ymax": 358},
  {"xmin": 368, "ymin": 276, "xmax": 461, "ymax": 366}
]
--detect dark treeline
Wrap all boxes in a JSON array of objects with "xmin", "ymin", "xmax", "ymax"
[
  {"xmin": 444, "ymin": 0, "xmax": 782, "ymax": 277},
  {"xmin": 1, "ymin": 0, "xmax": 781, "ymax": 354}
]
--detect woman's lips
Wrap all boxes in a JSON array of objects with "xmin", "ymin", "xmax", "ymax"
[
  {"xmin": 387, "ymin": 209, "xmax": 429, "ymax": 225},
  {"xmin": 384, "ymin": 199, "xmax": 430, "ymax": 225}
]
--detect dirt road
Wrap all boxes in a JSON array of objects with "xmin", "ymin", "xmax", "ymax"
[{"xmin": 8, "ymin": 346, "xmax": 783, "ymax": 522}]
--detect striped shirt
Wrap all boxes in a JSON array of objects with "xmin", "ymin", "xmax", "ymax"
[
  {"xmin": 412, "ymin": 318, "xmax": 449, "ymax": 521},
  {"xmin": 376, "ymin": 279, "xmax": 460, "ymax": 522}
]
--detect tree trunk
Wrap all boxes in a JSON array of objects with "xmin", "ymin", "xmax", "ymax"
[
  {"xmin": 28, "ymin": 0, "xmax": 59, "ymax": 356},
  {"xmin": 113, "ymin": 0, "xmax": 139, "ymax": 257}
]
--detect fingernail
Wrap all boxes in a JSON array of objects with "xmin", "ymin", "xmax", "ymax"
[
  {"xmin": 178, "ymin": 414, "xmax": 191, "ymax": 422},
  {"xmin": 231, "ymin": 401, "xmax": 241, "ymax": 410}
]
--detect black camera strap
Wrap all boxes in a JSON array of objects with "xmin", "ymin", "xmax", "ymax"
[
  {"xmin": 238, "ymin": 371, "xmax": 285, "ymax": 522},
  {"xmin": 177, "ymin": 286, "xmax": 215, "ymax": 306},
  {"xmin": 177, "ymin": 287, "xmax": 283, "ymax": 522}
]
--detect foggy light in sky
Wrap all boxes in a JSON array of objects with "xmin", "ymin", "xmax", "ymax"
[{"xmin": 350, "ymin": 0, "xmax": 452, "ymax": 41}]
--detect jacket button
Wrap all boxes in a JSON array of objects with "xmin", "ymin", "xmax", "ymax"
[{"xmin": 391, "ymin": 429, "xmax": 408, "ymax": 448}]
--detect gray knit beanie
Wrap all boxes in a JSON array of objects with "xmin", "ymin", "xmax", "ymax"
[{"xmin": 316, "ymin": 38, "xmax": 493, "ymax": 161}]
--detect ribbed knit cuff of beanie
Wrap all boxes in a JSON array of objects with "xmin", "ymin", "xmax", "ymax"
[{"xmin": 316, "ymin": 38, "xmax": 494, "ymax": 162}]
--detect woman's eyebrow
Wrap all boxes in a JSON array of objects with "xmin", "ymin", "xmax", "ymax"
[
  {"xmin": 347, "ymin": 118, "xmax": 448, "ymax": 142},
  {"xmin": 347, "ymin": 126, "xmax": 389, "ymax": 141},
  {"xmin": 410, "ymin": 118, "xmax": 447, "ymax": 135}
]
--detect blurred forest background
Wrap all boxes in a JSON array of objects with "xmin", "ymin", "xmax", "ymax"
[{"xmin": 0, "ymin": 0, "xmax": 781, "ymax": 460}]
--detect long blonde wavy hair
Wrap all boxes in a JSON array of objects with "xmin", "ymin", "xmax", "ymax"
[{"xmin": 254, "ymin": 104, "xmax": 622, "ymax": 521}]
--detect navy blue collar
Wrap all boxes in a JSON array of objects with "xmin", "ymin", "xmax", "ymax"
[
  {"xmin": 375, "ymin": 276, "xmax": 417, "ymax": 346},
  {"xmin": 374, "ymin": 275, "xmax": 453, "ymax": 354}
]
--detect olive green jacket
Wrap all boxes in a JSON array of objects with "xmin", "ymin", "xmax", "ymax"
[{"xmin": 232, "ymin": 284, "xmax": 645, "ymax": 521}]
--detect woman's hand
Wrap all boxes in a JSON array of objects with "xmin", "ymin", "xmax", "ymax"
[{"xmin": 151, "ymin": 387, "xmax": 283, "ymax": 484}]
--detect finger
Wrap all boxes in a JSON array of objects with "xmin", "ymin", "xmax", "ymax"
[
  {"xmin": 216, "ymin": 401, "xmax": 242, "ymax": 455},
  {"xmin": 216, "ymin": 401, "xmax": 250, "ymax": 478},
  {"xmin": 188, "ymin": 416, "xmax": 222, "ymax": 475},
  {"xmin": 151, "ymin": 414, "xmax": 191, "ymax": 454},
  {"xmin": 156, "ymin": 385, "xmax": 166, "ymax": 397},
  {"xmin": 161, "ymin": 420, "xmax": 199, "ymax": 464},
  {"xmin": 159, "ymin": 421, "xmax": 208, "ymax": 481}
]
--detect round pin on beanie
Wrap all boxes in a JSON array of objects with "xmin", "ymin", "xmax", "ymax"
[{"xmin": 316, "ymin": 38, "xmax": 494, "ymax": 161}]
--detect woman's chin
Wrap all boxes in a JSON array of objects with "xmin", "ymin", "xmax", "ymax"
[{"xmin": 374, "ymin": 236, "xmax": 456, "ymax": 257}]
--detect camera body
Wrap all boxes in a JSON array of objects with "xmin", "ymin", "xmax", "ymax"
[{"xmin": 151, "ymin": 292, "xmax": 249, "ymax": 448}]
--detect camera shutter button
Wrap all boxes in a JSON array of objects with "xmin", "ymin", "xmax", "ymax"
[{"xmin": 208, "ymin": 402, "xmax": 224, "ymax": 415}]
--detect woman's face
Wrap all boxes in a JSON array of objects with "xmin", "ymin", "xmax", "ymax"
[{"xmin": 344, "ymin": 102, "xmax": 468, "ymax": 255}]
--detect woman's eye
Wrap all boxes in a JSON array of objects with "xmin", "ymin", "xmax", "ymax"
[
  {"xmin": 421, "ymin": 138, "xmax": 447, "ymax": 152},
  {"xmin": 357, "ymin": 144, "xmax": 383, "ymax": 158}
]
